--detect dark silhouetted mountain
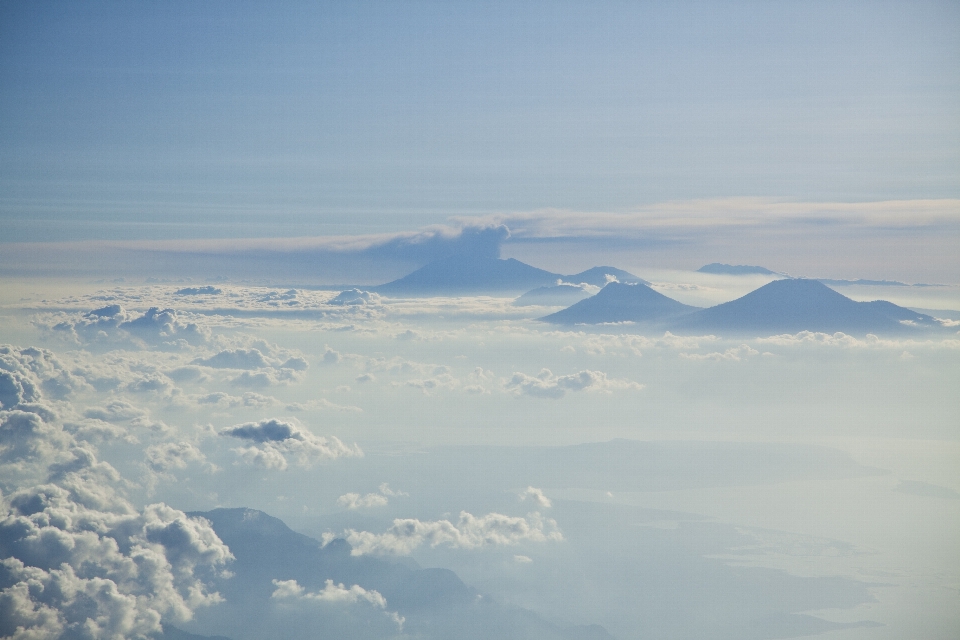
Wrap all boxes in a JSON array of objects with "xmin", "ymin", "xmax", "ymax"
[
  {"xmin": 375, "ymin": 255, "xmax": 560, "ymax": 295},
  {"xmin": 180, "ymin": 508, "xmax": 614, "ymax": 640},
  {"xmin": 564, "ymin": 267, "xmax": 650, "ymax": 286},
  {"xmin": 540, "ymin": 282, "xmax": 698, "ymax": 325},
  {"xmin": 697, "ymin": 263, "xmax": 778, "ymax": 276},
  {"xmin": 673, "ymin": 278, "xmax": 937, "ymax": 334},
  {"xmin": 514, "ymin": 283, "xmax": 596, "ymax": 307}
]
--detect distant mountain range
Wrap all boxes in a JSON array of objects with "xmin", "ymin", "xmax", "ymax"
[
  {"xmin": 815, "ymin": 278, "xmax": 943, "ymax": 288},
  {"xmin": 542, "ymin": 278, "xmax": 941, "ymax": 335},
  {"xmin": 366, "ymin": 256, "xmax": 945, "ymax": 335},
  {"xmin": 172, "ymin": 507, "xmax": 614, "ymax": 640},
  {"xmin": 697, "ymin": 263, "xmax": 780, "ymax": 276},
  {"xmin": 375, "ymin": 255, "xmax": 647, "ymax": 296},
  {"xmin": 696, "ymin": 264, "xmax": 942, "ymax": 288}
]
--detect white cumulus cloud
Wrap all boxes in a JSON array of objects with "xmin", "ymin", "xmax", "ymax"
[
  {"xmin": 332, "ymin": 510, "xmax": 563, "ymax": 556},
  {"xmin": 219, "ymin": 419, "xmax": 362, "ymax": 470},
  {"xmin": 506, "ymin": 369, "xmax": 643, "ymax": 398},
  {"xmin": 517, "ymin": 486, "xmax": 552, "ymax": 508}
]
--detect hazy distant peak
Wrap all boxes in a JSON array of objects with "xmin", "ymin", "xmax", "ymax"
[
  {"xmin": 564, "ymin": 266, "xmax": 650, "ymax": 286},
  {"xmin": 375, "ymin": 255, "xmax": 560, "ymax": 295},
  {"xmin": 697, "ymin": 263, "xmax": 779, "ymax": 275}
]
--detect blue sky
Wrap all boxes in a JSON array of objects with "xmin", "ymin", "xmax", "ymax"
[{"xmin": 2, "ymin": 0, "xmax": 958, "ymax": 243}]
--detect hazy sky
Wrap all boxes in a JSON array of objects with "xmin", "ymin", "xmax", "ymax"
[{"xmin": 2, "ymin": 0, "xmax": 959, "ymax": 243}]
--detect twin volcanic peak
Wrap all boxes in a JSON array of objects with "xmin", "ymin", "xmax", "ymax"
[
  {"xmin": 374, "ymin": 255, "xmax": 647, "ymax": 296},
  {"xmin": 542, "ymin": 278, "xmax": 940, "ymax": 335}
]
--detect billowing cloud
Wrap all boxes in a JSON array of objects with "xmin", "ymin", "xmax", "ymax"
[
  {"xmin": 757, "ymin": 331, "xmax": 960, "ymax": 350},
  {"xmin": 220, "ymin": 419, "xmax": 303, "ymax": 443},
  {"xmin": 175, "ymin": 286, "xmax": 222, "ymax": 296},
  {"xmin": 378, "ymin": 483, "xmax": 408, "ymax": 497},
  {"xmin": 329, "ymin": 289, "xmax": 382, "ymax": 306},
  {"xmin": 84, "ymin": 399, "xmax": 147, "ymax": 422},
  {"xmin": 271, "ymin": 578, "xmax": 386, "ymax": 608},
  {"xmin": 506, "ymin": 369, "xmax": 643, "ymax": 398},
  {"xmin": 219, "ymin": 419, "xmax": 362, "ymax": 470},
  {"xmin": 0, "ymin": 497, "xmax": 233, "ymax": 639},
  {"xmin": 337, "ymin": 483, "xmax": 407, "ymax": 510},
  {"xmin": 143, "ymin": 441, "xmax": 214, "ymax": 490},
  {"xmin": 145, "ymin": 442, "xmax": 210, "ymax": 470},
  {"xmin": 0, "ymin": 345, "xmax": 234, "ymax": 639},
  {"xmin": 63, "ymin": 418, "xmax": 136, "ymax": 444},
  {"xmin": 195, "ymin": 348, "xmax": 271, "ymax": 369},
  {"xmin": 0, "ymin": 345, "xmax": 87, "ymax": 404},
  {"xmin": 42, "ymin": 306, "xmax": 211, "ymax": 348},
  {"xmin": 271, "ymin": 579, "xmax": 403, "ymax": 630},
  {"xmin": 680, "ymin": 344, "xmax": 760, "ymax": 361},
  {"xmin": 517, "ymin": 486, "xmax": 552, "ymax": 508},
  {"xmin": 338, "ymin": 493, "xmax": 388, "ymax": 510},
  {"xmin": 0, "ymin": 410, "xmax": 73, "ymax": 485},
  {"xmin": 228, "ymin": 368, "xmax": 304, "ymax": 388},
  {"xmin": 280, "ymin": 356, "xmax": 309, "ymax": 371},
  {"xmin": 196, "ymin": 391, "xmax": 278, "ymax": 408},
  {"xmin": 333, "ymin": 510, "xmax": 563, "ymax": 556}
]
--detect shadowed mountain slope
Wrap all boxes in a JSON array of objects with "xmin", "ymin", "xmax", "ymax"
[
  {"xmin": 190, "ymin": 507, "xmax": 474, "ymax": 612},
  {"xmin": 180, "ymin": 508, "xmax": 614, "ymax": 640}
]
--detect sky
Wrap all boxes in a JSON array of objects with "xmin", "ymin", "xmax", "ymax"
[
  {"xmin": 2, "ymin": 1, "xmax": 959, "ymax": 241},
  {"xmin": 1, "ymin": 3, "xmax": 959, "ymax": 640}
]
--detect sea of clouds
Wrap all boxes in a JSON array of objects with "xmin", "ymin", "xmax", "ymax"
[{"xmin": 1, "ymin": 277, "xmax": 958, "ymax": 639}]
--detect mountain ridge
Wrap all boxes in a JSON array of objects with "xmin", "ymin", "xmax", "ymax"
[
  {"xmin": 374, "ymin": 256, "xmax": 648, "ymax": 296},
  {"xmin": 541, "ymin": 278, "xmax": 942, "ymax": 334},
  {"xmin": 177, "ymin": 507, "xmax": 617, "ymax": 640}
]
